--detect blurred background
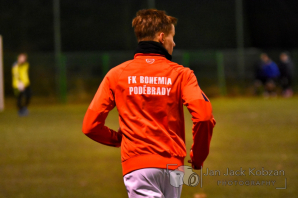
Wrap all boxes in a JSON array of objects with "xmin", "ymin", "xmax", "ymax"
[
  {"xmin": 1, "ymin": 0, "xmax": 298, "ymax": 101},
  {"xmin": 0, "ymin": 0, "xmax": 297, "ymax": 198}
]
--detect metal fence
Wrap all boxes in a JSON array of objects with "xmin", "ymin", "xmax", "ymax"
[{"xmin": 3, "ymin": 49, "xmax": 297, "ymax": 102}]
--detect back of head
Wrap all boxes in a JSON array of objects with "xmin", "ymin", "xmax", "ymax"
[
  {"xmin": 17, "ymin": 53, "xmax": 28, "ymax": 64},
  {"xmin": 132, "ymin": 9, "xmax": 177, "ymax": 42},
  {"xmin": 260, "ymin": 53, "xmax": 270, "ymax": 63},
  {"xmin": 280, "ymin": 52, "xmax": 291, "ymax": 63}
]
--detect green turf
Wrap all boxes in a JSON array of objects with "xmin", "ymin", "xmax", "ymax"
[{"xmin": 0, "ymin": 97, "xmax": 297, "ymax": 198}]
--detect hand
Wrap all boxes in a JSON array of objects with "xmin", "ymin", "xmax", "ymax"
[
  {"xmin": 188, "ymin": 149, "xmax": 202, "ymax": 170},
  {"xmin": 188, "ymin": 159, "xmax": 202, "ymax": 170},
  {"xmin": 188, "ymin": 149, "xmax": 195, "ymax": 168},
  {"xmin": 212, "ymin": 117, "xmax": 216, "ymax": 126},
  {"xmin": 17, "ymin": 82, "xmax": 25, "ymax": 91}
]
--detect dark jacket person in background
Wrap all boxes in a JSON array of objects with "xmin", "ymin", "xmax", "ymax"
[
  {"xmin": 254, "ymin": 53, "xmax": 280, "ymax": 97},
  {"xmin": 278, "ymin": 52, "xmax": 294, "ymax": 97}
]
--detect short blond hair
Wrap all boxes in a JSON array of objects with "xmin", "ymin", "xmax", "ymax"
[{"xmin": 132, "ymin": 9, "xmax": 177, "ymax": 41}]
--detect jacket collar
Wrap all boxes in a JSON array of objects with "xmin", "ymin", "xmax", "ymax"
[{"xmin": 134, "ymin": 41, "xmax": 172, "ymax": 61}]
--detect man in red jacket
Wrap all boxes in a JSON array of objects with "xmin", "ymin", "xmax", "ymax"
[{"xmin": 82, "ymin": 9, "xmax": 215, "ymax": 198}]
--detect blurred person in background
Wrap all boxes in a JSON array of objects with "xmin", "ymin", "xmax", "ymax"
[
  {"xmin": 82, "ymin": 9, "xmax": 215, "ymax": 198},
  {"xmin": 12, "ymin": 53, "xmax": 31, "ymax": 116},
  {"xmin": 278, "ymin": 52, "xmax": 294, "ymax": 97},
  {"xmin": 254, "ymin": 53, "xmax": 280, "ymax": 97}
]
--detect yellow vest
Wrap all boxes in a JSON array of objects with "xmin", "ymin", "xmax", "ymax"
[{"xmin": 12, "ymin": 62, "xmax": 30, "ymax": 89}]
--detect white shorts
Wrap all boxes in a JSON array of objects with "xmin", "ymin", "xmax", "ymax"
[{"xmin": 123, "ymin": 168, "xmax": 183, "ymax": 198}]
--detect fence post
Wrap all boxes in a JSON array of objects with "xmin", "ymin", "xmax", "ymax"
[
  {"xmin": 182, "ymin": 52, "xmax": 190, "ymax": 68},
  {"xmin": 235, "ymin": 0, "xmax": 245, "ymax": 78},
  {"xmin": 0, "ymin": 35, "xmax": 4, "ymax": 111},
  {"xmin": 292, "ymin": 49, "xmax": 298, "ymax": 89},
  {"xmin": 58, "ymin": 54, "xmax": 67, "ymax": 103},
  {"xmin": 216, "ymin": 51, "xmax": 227, "ymax": 96},
  {"xmin": 147, "ymin": 0, "xmax": 155, "ymax": 8},
  {"xmin": 102, "ymin": 53, "xmax": 110, "ymax": 76}
]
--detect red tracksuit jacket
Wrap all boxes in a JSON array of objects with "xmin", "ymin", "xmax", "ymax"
[{"xmin": 82, "ymin": 53, "xmax": 215, "ymax": 176}]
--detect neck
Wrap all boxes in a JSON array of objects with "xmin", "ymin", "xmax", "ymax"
[{"xmin": 134, "ymin": 41, "xmax": 172, "ymax": 61}]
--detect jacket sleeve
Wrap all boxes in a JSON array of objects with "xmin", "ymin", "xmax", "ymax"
[
  {"xmin": 12, "ymin": 65, "xmax": 19, "ymax": 89},
  {"xmin": 182, "ymin": 70, "xmax": 216, "ymax": 169},
  {"xmin": 22, "ymin": 63, "xmax": 30, "ymax": 87},
  {"xmin": 82, "ymin": 73, "xmax": 122, "ymax": 147}
]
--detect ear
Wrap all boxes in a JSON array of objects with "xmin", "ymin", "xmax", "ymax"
[{"xmin": 157, "ymin": 32, "xmax": 165, "ymax": 44}]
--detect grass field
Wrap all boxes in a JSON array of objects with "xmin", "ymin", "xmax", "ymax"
[{"xmin": 0, "ymin": 97, "xmax": 297, "ymax": 198}]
